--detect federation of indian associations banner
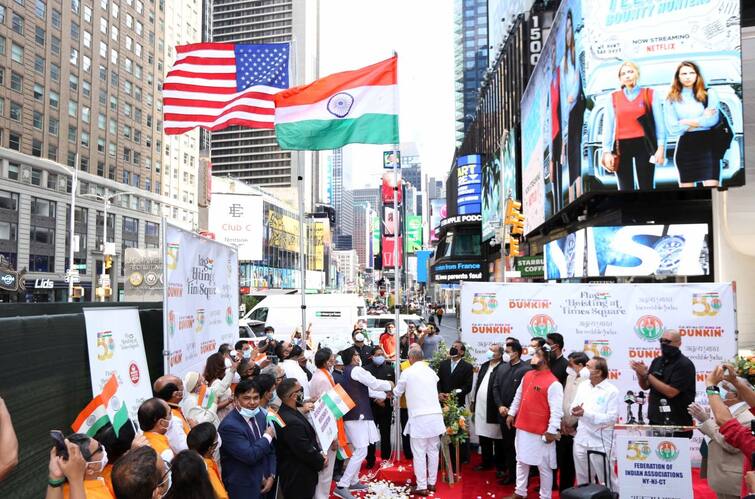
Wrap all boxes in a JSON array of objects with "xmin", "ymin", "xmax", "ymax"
[
  {"xmin": 83, "ymin": 307, "xmax": 153, "ymax": 420},
  {"xmin": 521, "ymin": 0, "xmax": 744, "ymax": 234},
  {"xmin": 616, "ymin": 435, "xmax": 693, "ymax": 499},
  {"xmin": 164, "ymin": 223, "xmax": 239, "ymax": 378},
  {"xmin": 460, "ymin": 282, "xmax": 737, "ymax": 461},
  {"xmin": 208, "ymin": 193, "xmax": 263, "ymax": 261}
]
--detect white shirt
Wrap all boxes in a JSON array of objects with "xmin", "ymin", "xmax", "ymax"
[
  {"xmin": 309, "ymin": 368, "xmax": 333, "ymax": 400},
  {"xmin": 570, "ymin": 378, "xmax": 620, "ymax": 448},
  {"xmin": 342, "ymin": 365, "xmax": 392, "ymax": 448},
  {"xmin": 394, "ymin": 361, "xmax": 445, "ymax": 438},
  {"xmin": 282, "ymin": 359, "xmax": 311, "ymax": 399},
  {"xmin": 508, "ymin": 373, "xmax": 563, "ymax": 468},
  {"xmin": 165, "ymin": 415, "xmax": 188, "ymax": 453},
  {"xmin": 509, "ymin": 375, "xmax": 564, "ymax": 435}
]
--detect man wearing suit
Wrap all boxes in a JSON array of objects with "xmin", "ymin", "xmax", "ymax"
[
  {"xmin": 275, "ymin": 378, "xmax": 327, "ymax": 499},
  {"xmin": 437, "ymin": 340, "xmax": 473, "ymax": 465},
  {"xmin": 218, "ymin": 378, "xmax": 276, "ymax": 499}
]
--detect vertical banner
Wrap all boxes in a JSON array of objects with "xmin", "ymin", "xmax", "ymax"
[
  {"xmin": 616, "ymin": 435, "xmax": 693, "ymax": 498},
  {"xmin": 382, "ymin": 237, "xmax": 403, "ymax": 268},
  {"xmin": 164, "ymin": 223, "xmax": 240, "ymax": 378},
  {"xmin": 460, "ymin": 282, "xmax": 737, "ymax": 463},
  {"xmin": 405, "ymin": 215, "xmax": 422, "ymax": 253},
  {"xmin": 83, "ymin": 307, "xmax": 153, "ymax": 420}
]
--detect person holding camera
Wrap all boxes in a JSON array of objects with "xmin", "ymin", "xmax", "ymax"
[
  {"xmin": 630, "ymin": 329, "xmax": 695, "ymax": 437},
  {"xmin": 690, "ymin": 375, "xmax": 754, "ymax": 499}
]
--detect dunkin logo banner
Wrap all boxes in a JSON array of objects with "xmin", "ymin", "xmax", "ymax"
[{"xmin": 461, "ymin": 282, "xmax": 736, "ymax": 466}]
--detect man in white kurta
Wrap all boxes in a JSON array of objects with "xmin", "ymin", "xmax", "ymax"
[
  {"xmin": 570, "ymin": 356, "xmax": 619, "ymax": 490},
  {"xmin": 334, "ymin": 347, "xmax": 392, "ymax": 499},
  {"xmin": 473, "ymin": 344, "xmax": 504, "ymax": 472},
  {"xmin": 309, "ymin": 347, "xmax": 340, "ymax": 499},
  {"xmin": 282, "ymin": 345, "xmax": 311, "ymax": 399},
  {"xmin": 506, "ymin": 347, "xmax": 564, "ymax": 499},
  {"xmin": 393, "ymin": 346, "xmax": 446, "ymax": 495}
]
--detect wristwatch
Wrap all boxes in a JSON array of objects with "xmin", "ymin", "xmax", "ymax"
[{"xmin": 706, "ymin": 385, "xmax": 720, "ymax": 394}]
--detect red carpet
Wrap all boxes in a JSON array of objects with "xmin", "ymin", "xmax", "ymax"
[{"xmin": 331, "ymin": 452, "xmax": 717, "ymax": 498}]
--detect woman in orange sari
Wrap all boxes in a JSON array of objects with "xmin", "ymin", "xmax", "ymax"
[{"xmin": 187, "ymin": 422, "xmax": 229, "ymax": 499}]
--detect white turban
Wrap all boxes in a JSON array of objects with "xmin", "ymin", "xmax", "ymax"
[{"xmin": 183, "ymin": 371, "xmax": 200, "ymax": 394}]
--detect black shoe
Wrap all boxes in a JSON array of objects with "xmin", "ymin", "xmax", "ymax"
[
  {"xmin": 498, "ymin": 475, "xmax": 515, "ymax": 486},
  {"xmin": 496, "ymin": 470, "xmax": 507, "ymax": 479},
  {"xmin": 365, "ymin": 461, "xmax": 375, "ymax": 469},
  {"xmin": 474, "ymin": 464, "xmax": 493, "ymax": 472}
]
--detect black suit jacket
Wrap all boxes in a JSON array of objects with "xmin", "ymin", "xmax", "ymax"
[
  {"xmin": 472, "ymin": 360, "xmax": 502, "ymax": 424},
  {"xmin": 492, "ymin": 361, "xmax": 532, "ymax": 415},
  {"xmin": 437, "ymin": 358, "xmax": 474, "ymax": 407},
  {"xmin": 275, "ymin": 404, "xmax": 325, "ymax": 499}
]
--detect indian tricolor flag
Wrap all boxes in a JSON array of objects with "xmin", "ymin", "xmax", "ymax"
[
  {"xmin": 266, "ymin": 410, "xmax": 286, "ymax": 428},
  {"xmin": 72, "ymin": 374, "xmax": 129, "ymax": 437},
  {"xmin": 321, "ymin": 384, "xmax": 356, "ymax": 419},
  {"xmin": 274, "ymin": 56, "xmax": 398, "ymax": 150}
]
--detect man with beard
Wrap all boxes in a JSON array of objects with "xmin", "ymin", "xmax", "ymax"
[
  {"xmin": 505, "ymin": 346, "xmax": 564, "ymax": 499},
  {"xmin": 630, "ymin": 329, "xmax": 695, "ymax": 437}
]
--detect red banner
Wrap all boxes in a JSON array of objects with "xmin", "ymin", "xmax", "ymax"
[{"xmin": 382, "ymin": 237, "xmax": 403, "ymax": 268}]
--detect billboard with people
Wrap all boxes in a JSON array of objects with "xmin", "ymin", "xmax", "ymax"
[
  {"xmin": 481, "ymin": 130, "xmax": 519, "ymax": 242},
  {"xmin": 521, "ymin": 0, "xmax": 744, "ymax": 233}
]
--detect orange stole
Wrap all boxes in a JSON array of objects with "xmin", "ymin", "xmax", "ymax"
[
  {"xmin": 205, "ymin": 457, "xmax": 229, "ymax": 499},
  {"xmin": 144, "ymin": 431, "xmax": 172, "ymax": 457},
  {"xmin": 63, "ymin": 477, "xmax": 113, "ymax": 498},
  {"xmin": 101, "ymin": 464, "xmax": 115, "ymax": 496},
  {"xmin": 171, "ymin": 407, "xmax": 191, "ymax": 434}
]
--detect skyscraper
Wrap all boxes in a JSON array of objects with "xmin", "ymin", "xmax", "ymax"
[
  {"xmin": 353, "ymin": 202, "xmax": 373, "ymax": 270},
  {"xmin": 455, "ymin": 0, "xmax": 489, "ymax": 144},
  {"xmin": 330, "ymin": 148, "xmax": 353, "ymax": 248},
  {"xmin": 208, "ymin": 0, "xmax": 316, "ymax": 189}
]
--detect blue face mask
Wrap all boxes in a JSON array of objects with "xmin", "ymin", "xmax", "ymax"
[
  {"xmin": 238, "ymin": 406, "xmax": 260, "ymax": 418},
  {"xmin": 372, "ymin": 356, "xmax": 385, "ymax": 366},
  {"xmin": 243, "ymin": 349, "xmax": 252, "ymax": 359}
]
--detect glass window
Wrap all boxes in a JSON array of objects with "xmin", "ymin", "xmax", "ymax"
[
  {"xmin": 10, "ymin": 101, "xmax": 22, "ymax": 121},
  {"xmin": 52, "ymin": 8, "xmax": 61, "ymax": 28},
  {"xmin": 69, "ymin": 74, "xmax": 78, "ymax": 92},
  {"xmin": 48, "ymin": 117, "xmax": 59, "ymax": 135},
  {"xmin": 71, "ymin": 22, "xmax": 79, "ymax": 41},
  {"xmin": 97, "ymin": 137, "xmax": 104, "ymax": 152},
  {"xmin": 31, "ymin": 139, "xmax": 42, "ymax": 157},
  {"xmin": 9, "ymin": 133, "xmax": 21, "ymax": 150},
  {"xmin": 7, "ymin": 164, "xmax": 19, "ymax": 181},
  {"xmin": 0, "ymin": 97, "xmax": 4, "ymax": 116},
  {"xmin": 51, "ymin": 35, "xmax": 60, "ymax": 55},
  {"xmin": 84, "ymin": 5, "xmax": 91, "ymax": 22},
  {"xmin": 83, "ymin": 30, "xmax": 91, "ymax": 48},
  {"xmin": 81, "ymin": 106, "xmax": 90, "ymax": 123},
  {"xmin": 34, "ymin": 54, "xmax": 45, "ymax": 73},
  {"xmin": 33, "ymin": 110, "xmax": 43, "ymax": 129},
  {"xmin": 35, "ymin": 26, "xmax": 45, "ymax": 45},
  {"xmin": 109, "ymin": 118, "xmax": 116, "ymax": 133},
  {"xmin": 70, "ymin": 47, "xmax": 78, "ymax": 66},
  {"xmin": 0, "ymin": 6, "xmax": 5, "ymax": 24},
  {"xmin": 68, "ymin": 100, "xmax": 77, "ymax": 117},
  {"xmin": 47, "ymin": 144, "xmax": 57, "ymax": 161},
  {"xmin": 97, "ymin": 113, "xmax": 105, "ymax": 129},
  {"xmin": 68, "ymin": 125, "xmax": 76, "ymax": 142},
  {"xmin": 11, "ymin": 13, "xmax": 23, "ymax": 35},
  {"xmin": 99, "ymin": 18, "xmax": 107, "ymax": 34},
  {"xmin": 99, "ymin": 41, "xmax": 107, "ymax": 58},
  {"xmin": 33, "ymin": 83, "xmax": 44, "ymax": 101},
  {"xmin": 11, "ymin": 43, "xmax": 23, "ymax": 63},
  {"xmin": 29, "ymin": 254, "xmax": 54, "ymax": 272},
  {"xmin": 49, "ymin": 90, "xmax": 59, "ymax": 108},
  {"xmin": 10, "ymin": 71, "xmax": 22, "ymax": 92},
  {"xmin": 111, "ymin": 25, "xmax": 118, "ymax": 42},
  {"xmin": 51, "ymin": 63, "xmax": 59, "ymax": 81},
  {"xmin": 80, "ymin": 131, "xmax": 89, "ymax": 147},
  {"xmin": 82, "ymin": 80, "xmax": 90, "ymax": 97},
  {"xmin": 83, "ymin": 55, "xmax": 91, "ymax": 73},
  {"xmin": 108, "ymin": 142, "xmax": 115, "ymax": 156},
  {"xmin": 31, "ymin": 197, "xmax": 56, "ymax": 217},
  {"xmin": 71, "ymin": 0, "xmax": 79, "ymax": 14},
  {"xmin": 0, "ymin": 191, "xmax": 18, "ymax": 211}
]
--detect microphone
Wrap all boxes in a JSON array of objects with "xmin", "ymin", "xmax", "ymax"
[
  {"xmin": 636, "ymin": 391, "xmax": 646, "ymax": 424},
  {"xmin": 624, "ymin": 391, "xmax": 637, "ymax": 424},
  {"xmin": 659, "ymin": 398, "xmax": 672, "ymax": 426}
]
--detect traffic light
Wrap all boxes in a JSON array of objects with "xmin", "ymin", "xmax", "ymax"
[
  {"xmin": 509, "ymin": 238, "xmax": 520, "ymax": 257},
  {"xmin": 510, "ymin": 212, "xmax": 525, "ymax": 236},
  {"xmin": 72, "ymin": 286, "xmax": 85, "ymax": 299},
  {"xmin": 504, "ymin": 199, "xmax": 522, "ymax": 225},
  {"xmin": 104, "ymin": 255, "xmax": 112, "ymax": 271}
]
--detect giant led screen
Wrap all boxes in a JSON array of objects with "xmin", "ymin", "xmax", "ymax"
[{"xmin": 522, "ymin": 0, "xmax": 744, "ymax": 234}]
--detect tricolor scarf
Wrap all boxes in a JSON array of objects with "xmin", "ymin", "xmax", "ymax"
[{"xmin": 320, "ymin": 368, "xmax": 352, "ymax": 459}]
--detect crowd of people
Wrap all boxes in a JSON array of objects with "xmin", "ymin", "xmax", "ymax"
[{"xmin": 2, "ymin": 321, "xmax": 755, "ymax": 498}]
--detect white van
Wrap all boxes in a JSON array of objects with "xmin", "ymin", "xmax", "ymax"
[{"xmin": 241, "ymin": 293, "xmax": 366, "ymax": 346}]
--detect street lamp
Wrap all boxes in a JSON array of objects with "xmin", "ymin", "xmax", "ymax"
[{"xmin": 80, "ymin": 191, "xmax": 132, "ymax": 302}]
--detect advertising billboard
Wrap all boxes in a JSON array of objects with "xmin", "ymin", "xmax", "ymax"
[
  {"xmin": 429, "ymin": 199, "xmax": 447, "ymax": 242},
  {"xmin": 209, "ymin": 194, "xmax": 264, "ymax": 261},
  {"xmin": 382, "ymin": 237, "xmax": 403, "ymax": 269},
  {"xmin": 456, "ymin": 154, "xmax": 482, "ymax": 215},
  {"xmin": 405, "ymin": 215, "xmax": 422, "ymax": 253},
  {"xmin": 483, "ymin": 130, "xmax": 520, "ymax": 241},
  {"xmin": 371, "ymin": 212, "xmax": 380, "ymax": 256},
  {"xmin": 521, "ymin": 0, "xmax": 744, "ymax": 233},
  {"xmin": 545, "ymin": 224, "xmax": 710, "ymax": 279},
  {"xmin": 382, "ymin": 206, "xmax": 401, "ymax": 237},
  {"xmin": 381, "ymin": 171, "xmax": 403, "ymax": 204},
  {"xmin": 383, "ymin": 150, "xmax": 400, "ymax": 170}
]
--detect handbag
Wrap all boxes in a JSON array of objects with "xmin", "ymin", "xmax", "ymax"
[{"xmin": 704, "ymin": 93, "xmax": 734, "ymax": 160}]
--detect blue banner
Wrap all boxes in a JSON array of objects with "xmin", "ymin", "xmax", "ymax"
[{"xmin": 457, "ymin": 154, "xmax": 482, "ymax": 215}]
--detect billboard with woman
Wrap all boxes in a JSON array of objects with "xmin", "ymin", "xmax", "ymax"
[{"xmin": 521, "ymin": 0, "xmax": 744, "ymax": 234}]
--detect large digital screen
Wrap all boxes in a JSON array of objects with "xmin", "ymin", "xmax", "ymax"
[
  {"xmin": 521, "ymin": 0, "xmax": 744, "ymax": 234},
  {"xmin": 456, "ymin": 154, "xmax": 482, "ymax": 215},
  {"xmin": 481, "ymin": 130, "xmax": 519, "ymax": 242},
  {"xmin": 429, "ymin": 199, "xmax": 447, "ymax": 242},
  {"xmin": 544, "ymin": 224, "xmax": 709, "ymax": 279}
]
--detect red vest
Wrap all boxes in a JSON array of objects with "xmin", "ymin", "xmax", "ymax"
[
  {"xmin": 515, "ymin": 369, "xmax": 558, "ymax": 435},
  {"xmin": 612, "ymin": 87, "xmax": 652, "ymax": 140}
]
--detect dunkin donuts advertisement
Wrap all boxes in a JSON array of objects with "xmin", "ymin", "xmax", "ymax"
[{"xmin": 460, "ymin": 281, "xmax": 737, "ymax": 463}]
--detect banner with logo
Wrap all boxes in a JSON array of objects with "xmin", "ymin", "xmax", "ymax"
[
  {"xmin": 83, "ymin": 307, "xmax": 152, "ymax": 420},
  {"xmin": 208, "ymin": 194, "xmax": 263, "ymax": 261},
  {"xmin": 124, "ymin": 248, "xmax": 163, "ymax": 301},
  {"xmin": 405, "ymin": 215, "xmax": 422, "ymax": 253},
  {"xmin": 460, "ymin": 282, "xmax": 736, "ymax": 462},
  {"xmin": 616, "ymin": 435, "xmax": 693, "ymax": 498},
  {"xmin": 164, "ymin": 223, "xmax": 239, "ymax": 378}
]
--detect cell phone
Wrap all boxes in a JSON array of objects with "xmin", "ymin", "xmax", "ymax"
[{"xmin": 51, "ymin": 430, "xmax": 68, "ymax": 459}]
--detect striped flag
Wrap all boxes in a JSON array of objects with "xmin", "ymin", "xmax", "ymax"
[
  {"xmin": 101, "ymin": 374, "xmax": 130, "ymax": 437},
  {"xmin": 320, "ymin": 385, "xmax": 356, "ymax": 419},
  {"xmin": 72, "ymin": 374, "xmax": 129, "ymax": 437},
  {"xmin": 197, "ymin": 383, "xmax": 216, "ymax": 410},
  {"xmin": 266, "ymin": 410, "xmax": 286, "ymax": 428},
  {"xmin": 71, "ymin": 396, "xmax": 110, "ymax": 437},
  {"xmin": 163, "ymin": 42, "xmax": 290, "ymax": 135}
]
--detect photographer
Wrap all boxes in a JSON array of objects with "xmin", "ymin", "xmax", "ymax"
[
  {"xmin": 630, "ymin": 329, "xmax": 695, "ymax": 437},
  {"xmin": 707, "ymin": 365, "xmax": 755, "ymax": 498}
]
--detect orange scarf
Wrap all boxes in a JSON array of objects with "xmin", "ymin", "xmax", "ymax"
[
  {"xmin": 204, "ymin": 457, "xmax": 229, "ymax": 499},
  {"xmin": 320, "ymin": 368, "xmax": 352, "ymax": 458}
]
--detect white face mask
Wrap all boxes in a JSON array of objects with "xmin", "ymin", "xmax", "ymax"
[
  {"xmin": 566, "ymin": 366, "xmax": 576, "ymax": 377},
  {"xmin": 501, "ymin": 352, "xmax": 511, "ymax": 363},
  {"xmin": 224, "ymin": 357, "xmax": 232, "ymax": 368},
  {"xmin": 579, "ymin": 367, "xmax": 590, "ymax": 379}
]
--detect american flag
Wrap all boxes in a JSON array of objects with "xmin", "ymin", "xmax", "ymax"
[{"xmin": 163, "ymin": 42, "xmax": 290, "ymax": 135}]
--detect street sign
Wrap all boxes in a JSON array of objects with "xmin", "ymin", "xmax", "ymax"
[
  {"xmin": 104, "ymin": 242, "xmax": 116, "ymax": 256},
  {"xmin": 73, "ymin": 264, "xmax": 87, "ymax": 270},
  {"xmin": 383, "ymin": 150, "xmax": 400, "ymax": 169},
  {"xmin": 514, "ymin": 255, "xmax": 544, "ymax": 278},
  {"xmin": 64, "ymin": 269, "xmax": 80, "ymax": 283},
  {"xmin": 99, "ymin": 275, "xmax": 111, "ymax": 286}
]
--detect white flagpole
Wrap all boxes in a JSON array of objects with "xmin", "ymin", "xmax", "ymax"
[
  {"xmin": 390, "ymin": 50, "xmax": 402, "ymax": 463},
  {"xmin": 68, "ymin": 154, "xmax": 79, "ymax": 302}
]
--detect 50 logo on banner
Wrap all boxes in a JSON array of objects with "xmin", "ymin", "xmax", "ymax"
[
  {"xmin": 471, "ymin": 293, "xmax": 498, "ymax": 315},
  {"xmin": 692, "ymin": 293, "xmax": 722, "ymax": 317},
  {"xmin": 97, "ymin": 331, "xmax": 115, "ymax": 361}
]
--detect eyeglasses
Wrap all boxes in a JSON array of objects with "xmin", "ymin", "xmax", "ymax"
[{"xmin": 659, "ymin": 339, "xmax": 673, "ymax": 345}]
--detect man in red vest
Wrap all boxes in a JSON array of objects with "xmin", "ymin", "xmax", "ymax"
[{"xmin": 505, "ymin": 345, "xmax": 564, "ymax": 499}]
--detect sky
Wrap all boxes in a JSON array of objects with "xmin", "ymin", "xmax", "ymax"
[{"xmin": 318, "ymin": 0, "xmax": 457, "ymax": 189}]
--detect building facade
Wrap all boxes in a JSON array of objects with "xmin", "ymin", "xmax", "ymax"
[
  {"xmin": 352, "ymin": 187, "xmax": 380, "ymax": 217},
  {"xmin": 162, "ymin": 0, "xmax": 201, "ymax": 227},
  {"xmin": 352, "ymin": 202, "xmax": 373, "ymax": 270},
  {"xmin": 0, "ymin": 149, "xmax": 192, "ymax": 302},
  {"xmin": 454, "ymin": 0, "xmax": 489, "ymax": 143}
]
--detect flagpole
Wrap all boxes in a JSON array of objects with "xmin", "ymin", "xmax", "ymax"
[{"xmin": 390, "ymin": 50, "xmax": 402, "ymax": 463}]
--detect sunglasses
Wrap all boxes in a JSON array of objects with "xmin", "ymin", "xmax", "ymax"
[{"xmin": 659, "ymin": 339, "xmax": 673, "ymax": 345}]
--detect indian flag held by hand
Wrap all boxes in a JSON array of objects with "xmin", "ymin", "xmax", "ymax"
[
  {"xmin": 72, "ymin": 374, "xmax": 129, "ymax": 437},
  {"xmin": 273, "ymin": 56, "xmax": 398, "ymax": 150},
  {"xmin": 321, "ymin": 384, "xmax": 356, "ymax": 419}
]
